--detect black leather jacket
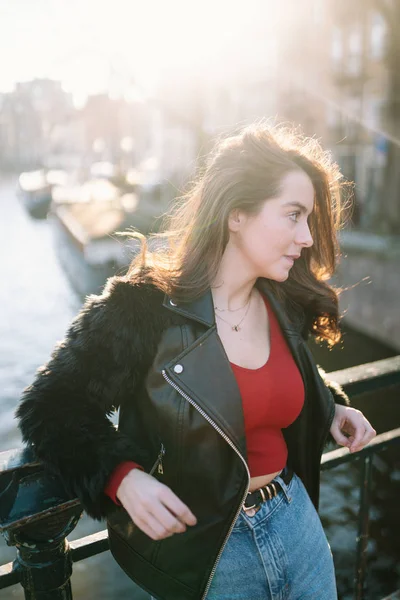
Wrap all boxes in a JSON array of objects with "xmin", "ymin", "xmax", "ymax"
[{"xmin": 16, "ymin": 275, "xmax": 349, "ymax": 600}]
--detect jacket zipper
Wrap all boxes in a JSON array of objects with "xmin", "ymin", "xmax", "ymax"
[
  {"xmin": 161, "ymin": 369, "xmax": 250, "ymax": 600},
  {"xmin": 149, "ymin": 442, "xmax": 166, "ymax": 476}
]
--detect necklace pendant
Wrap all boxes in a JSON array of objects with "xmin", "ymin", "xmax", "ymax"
[{"xmin": 232, "ymin": 325, "xmax": 240, "ymax": 332}]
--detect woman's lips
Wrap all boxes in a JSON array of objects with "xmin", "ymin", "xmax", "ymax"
[{"xmin": 284, "ymin": 256, "xmax": 295, "ymax": 265}]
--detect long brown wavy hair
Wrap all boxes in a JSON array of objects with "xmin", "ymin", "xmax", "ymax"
[{"xmin": 127, "ymin": 121, "xmax": 348, "ymax": 346}]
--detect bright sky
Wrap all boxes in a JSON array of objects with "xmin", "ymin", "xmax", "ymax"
[{"xmin": 0, "ymin": 0, "xmax": 276, "ymax": 105}]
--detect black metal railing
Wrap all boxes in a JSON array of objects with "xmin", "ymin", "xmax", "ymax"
[{"xmin": 1, "ymin": 355, "xmax": 400, "ymax": 600}]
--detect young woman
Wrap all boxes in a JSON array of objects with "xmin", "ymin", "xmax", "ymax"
[{"xmin": 16, "ymin": 123, "xmax": 376, "ymax": 600}]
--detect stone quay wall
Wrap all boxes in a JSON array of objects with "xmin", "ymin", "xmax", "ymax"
[{"xmin": 335, "ymin": 232, "xmax": 400, "ymax": 352}]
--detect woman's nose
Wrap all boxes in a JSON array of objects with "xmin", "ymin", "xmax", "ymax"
[{"xmin": 296, "ymin": 222, "xmax": 313, "ymax": 248}]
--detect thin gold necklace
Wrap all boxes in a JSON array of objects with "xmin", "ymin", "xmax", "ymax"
[
  {"xmin": 214, "ymin": 296, "xmax": 250, "ymax": 312},
  {"xmin": 215, "ymin": 295, "xmax": 252, "ymax": 332}
]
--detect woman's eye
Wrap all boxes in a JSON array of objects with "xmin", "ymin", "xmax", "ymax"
[{"xmin": 289, "ymin": 212, "xmax": 300, "ymax": 223}]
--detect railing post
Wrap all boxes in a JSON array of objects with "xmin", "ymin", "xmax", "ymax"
[
  {"xmin": 5, "ymin": 509, "xmax": 82, "ymax": 600},
  {"xmin": 0, "ymin": 448, "xmax": 83, "ymax": 599},
  {"xmin": 354, "ymin": 454, "xmax": 373, "ymax": 600}
]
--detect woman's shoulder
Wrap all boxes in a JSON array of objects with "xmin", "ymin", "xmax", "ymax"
[
  {"xmin": 72, "ymin": 274, "xmax": 166, "ymax": 335},
  {"xmin": 88, "ymin": 270, "xmax": 163, "ymax": 307},
  {"xmin": 101, "ymin": 273, "xmax": 164, "ymax": 307}
]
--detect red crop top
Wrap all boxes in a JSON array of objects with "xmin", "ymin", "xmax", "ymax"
[
  {"xmin": 104, "ymin": 294, "xmax": 304, "ymax": 503},
  {"xmin": 230, "ymin": 295, "xmax": 304, "ymax": 476}
]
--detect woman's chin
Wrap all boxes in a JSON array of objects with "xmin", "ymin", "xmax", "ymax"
[{"xmin": 265, "ymin": 268, "xmax": 290, "ymax": 282}]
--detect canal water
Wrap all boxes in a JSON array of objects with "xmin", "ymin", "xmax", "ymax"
[{"xmin": 0, "ymin": 178, "xmax": 398, "ymax": 599}]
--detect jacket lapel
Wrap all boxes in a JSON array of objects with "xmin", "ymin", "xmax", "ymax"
[{"xmin": 163, "ymin": 291, "xmax": 247, "ymax": 459}]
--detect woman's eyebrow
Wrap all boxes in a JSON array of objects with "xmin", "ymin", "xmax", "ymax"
[{"xmin": 282, "ymin": 201, "xmax": 311, "ymax": 214}]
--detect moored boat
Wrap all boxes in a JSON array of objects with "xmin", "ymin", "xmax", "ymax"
[
  {"xmin": 50, "ymin": 178, "xmax": 169, "ymax": 296},
  {"xmin": 17, "ymin": 169, "xmax": 69, "ymax": 219}
]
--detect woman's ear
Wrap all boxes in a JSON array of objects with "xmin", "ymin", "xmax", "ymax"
[{"xmin": 228, "ymin": 209, "xmax": 244, "ymax": 233}]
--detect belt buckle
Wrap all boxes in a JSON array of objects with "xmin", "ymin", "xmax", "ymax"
[
  {"xmin": 243, "ymin": 502, "xmax": 259, "ymax": 517},
  {"xmin": 243, "ymin": 480, "xmax": 279, "ymax": 517},
  {"xmin": 242, "ymin": 489, "xmax": 258, "ymax": 515},
  {"xmin": 243, "ymin": 502, "xmax": 257, "ymax": 513}
]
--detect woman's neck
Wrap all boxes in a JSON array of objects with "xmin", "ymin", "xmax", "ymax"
[{"xmin": 210, "ymin": 248, "xmax": 257, "ymax": 311}]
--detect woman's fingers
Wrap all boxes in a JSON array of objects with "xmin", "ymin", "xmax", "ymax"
[
  {"xmin": 332, "ymin": 426, "xmax": 351, "ymax": 447},
  {"xmin": 350, "ymin": 423, "xmax": 377, "ymax": 452},
  {"xmin": 133, "ymin": 490, "xmax": 196, "ymax": 541},
  {"xmin": 149, "ymin": 501, "xmax": 187, "ymax": 535},
  {"xmin": 135, "ymin": 509, "xmax": 178, "ymax": 541},
  {"xmin": 125, "ymin": 499, "xmax": 185, "ymax": 541},
  {"xmin": 119, "ymin": 474, "xmax": 197, "ymax": 541},
  {"xmin": 159, "ymin": 486, "xmax": 198, "ymax": 526},
  {"xmin": 348, "ymin": 422, "xmax": 366, "ymax": 451},
  {"xmin": 331, "ymin": 406, "xmax": 377, "ymax": 452}
]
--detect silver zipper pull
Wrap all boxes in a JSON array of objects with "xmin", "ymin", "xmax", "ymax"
[{"xmin": 157, "ymin": 443, "xmax": 165, "ymax": 474}]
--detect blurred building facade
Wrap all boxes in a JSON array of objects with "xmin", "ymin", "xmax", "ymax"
[
  {"xmin": 0, "ymin": 1, "xmax": 398, "ymax": 234},
  {"xmin": 0, "ymin": 79, "xmax": 74, "ymax": 170},
  {"xmin": 0, "ymin": 81, "xmax": 152, "ymax": 175},
  {"xmin": 142, "ymin": 0, "xmax": 395, "ymax": 234},
  {"xmin": 265, "ymin": 0, "xmax": 392, "ymax": 232},
  {"xmin": 327, "ymin": 0, "xmax": 390, "ymax": 231}
]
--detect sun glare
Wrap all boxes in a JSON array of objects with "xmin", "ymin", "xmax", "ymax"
[{"xmin": 0, "ymin": 0, "xmax": 271, "ymax": 99}]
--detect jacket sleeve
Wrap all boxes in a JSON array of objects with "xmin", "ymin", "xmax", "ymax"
[
  {"xmin": 298, "ymin": 308, "xmax": 350, "ymax": 407},
  {"xmin": 317, "ymin": 366, "xmax": 350, "ymax": 407},
  {"xmin": 15, "ymin": 277, "xmax": 151, "ymax": 520}
]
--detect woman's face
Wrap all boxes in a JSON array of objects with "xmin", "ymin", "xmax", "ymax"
[{"xmin": 228, "ymin": 170, "xmax": 314, "ymax": 282}]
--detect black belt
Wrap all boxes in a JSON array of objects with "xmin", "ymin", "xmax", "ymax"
[{"xmin": 243, "ymin": 466, "xmax": 293, "ymax": 512}]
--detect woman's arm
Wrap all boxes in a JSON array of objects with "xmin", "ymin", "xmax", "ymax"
[
  {"xmin": 298, "ymin": 313, "xmax": 376, "ymax": 449},
  {"xmin": 316, "ymin": 363, "xmax": 376, "ymax": 452},
  {"xmin": 316, "ymin": 363, "xmax": 376, "ymax": 451},
  {"xmin": 15, "ymin": 277, "xmax": 151, "ymax": 520}
]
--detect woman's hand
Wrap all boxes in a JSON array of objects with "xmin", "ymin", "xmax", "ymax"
[
  {"xmin": 116, "ymin": 469, "xmax": 197, "ymax": 541},
  {"xmin": 330, "ymin": 404, "xmax": 376, "ymax": 452}
]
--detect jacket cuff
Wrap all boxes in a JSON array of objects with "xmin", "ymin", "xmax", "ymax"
[{"xmin": 317, "ymin": 366, "xmax": 350, "ymax": 406}]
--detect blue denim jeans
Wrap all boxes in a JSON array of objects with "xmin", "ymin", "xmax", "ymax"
[{"xmin": 205, "ymin": 470, "xmax": 337, "ymax": 600}]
